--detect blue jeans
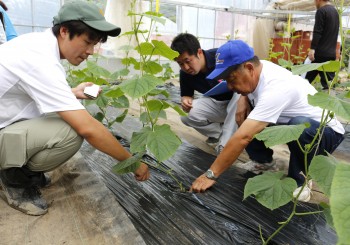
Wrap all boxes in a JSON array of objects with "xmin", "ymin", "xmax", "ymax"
[
  {"xmin": 245, "ymin": 116, "xmax": 344, "ymax": 186},
  {"xmin": 287, "ymin": 116, "xmax": 344, "ymax": 186}
]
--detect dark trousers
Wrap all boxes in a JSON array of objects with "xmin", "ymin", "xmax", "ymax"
[
  {"xmin": 305, "ymin": 56, "xmax": 336, "ymax": 89},
  {"xmin": 286, "ymin": 116, "xmax": 343, "ymax": 186},
  {"xmin": 245, "ymin": 116, "xmax": 344, "ymax": 186}
]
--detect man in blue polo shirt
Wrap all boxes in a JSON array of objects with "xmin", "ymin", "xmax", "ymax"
[{"xmin": 170, "ymin": 33, "xmax": 248, "ymax": 153}]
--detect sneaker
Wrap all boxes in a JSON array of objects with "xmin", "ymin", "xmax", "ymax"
[
  {"xmin": 235, "ymin": 160, "xmax": 276, "ymax": 174},
  {"xmin": 0, "ymin": 177, "xmax": 48, "ymax": 216},
  {"xmin": 33, "ymin": 173, "xmax": 51, "ymax": 188},
  {"xmin": 253, "ymin": 160, "xmax": 276, "ymax": 171},
  {"xmin": 293, "ymin": 180, "xmax": 312, "ymax": 202},
  {"xmin": 206, "ymin": 137, "xmax": 219, "ymax": 147}
]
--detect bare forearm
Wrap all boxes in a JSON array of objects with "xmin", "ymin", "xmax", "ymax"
[
  {"xmin": 210, "ymin": 133, "xmax": 249, "ymax": 177},
  {"xmin": 84, "ymin": 123, "xmax": 132, "ymax": 161}
]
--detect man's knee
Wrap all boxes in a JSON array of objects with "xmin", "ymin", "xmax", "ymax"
[{"xmin": 27, "ymin": 125, "xmax": 83, "ymax": 172}]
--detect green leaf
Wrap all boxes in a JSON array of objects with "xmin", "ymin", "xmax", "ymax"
[
  {"xmin": 309, "ymin": 155, "xmax": 337, "ymax": 197},
  {"xmin": 319, "ymin": 202, "xmax": 334, "ymax": 228},
  {"xmin": 94, "ymin": 94, "xmax": 109, "ymax": 108},
  {"xmin": 147, "ymin": 124, "xmax": 182, "ymax": 162},
  {"xmin": 291, "ymin": 61, "xmax": 329, "ymax": 75},
  {"xmin": 330, "ymin": 163, "xmax": 350, "ymax": 244},
  {"xmin": 110, "ymin": 68, "xmax": 130, "ymax": 80},
  {"xmin": 162, "ymin": 101, "xmax": 187, "ymax": 116},
  {"xmin": 130, "ymin": 127, "xmax": 152, "ymax": 153},
  {"xmin": 145, "ymin": 99, "xmax": 169, "ymax": 111},
  {"xmin": 139, "ymin": 110, "xmax": 167, "ymax": 123},
  {"xmin": 280, "ymin": 43, "xmax": 292, "ymax": 48},
  {"xmin": 86, "ymin": 60, "xmax": 111, "ymax": 78},
  {"xmin": 139, "ymin": 112, "xmax": 149, "ymax": 124},
  {"xmin": 121, "ymin": 57, "xmax": 139, "ymax": 67},
  {"xmin": 148, "ymin": 88, "xmax": 170, "ymax": 98},
  {"xmin": 144, "ymin": 61, "xmax": 163, "ymax": 74},
  {"xmin": 143, "ymin": 12, "xmax": 166, "ymax": 25},
  {"xmin": 93, "ymin": 112, "xmax": 104, "ymax": 122},
  {"xmin": 114, "ymin": 109, "xmax": 128, "ymax": 123},
  {"xmin": 345, "ymin": 91, "xmax": 350, "ymax": 99},
  {"xmin": 136, "ymin": 42, "xmax": 155, "ymax": 55},
  {"xmin": 316, "ymin": 61, "xmax": 341, "ymax": 72},
  {"xmin": 244, "ymin": 172, "xmax": 297, "ymax": 210},
  {"xmin": 308, "ymin": 92, "xmax": 350, "ymax": 121},
  {"xmin": 152, "ymin": 40, "xmax": 179, "ymax": 60},
  {"xmin": 255, "ymin": 124, "xmax": 307, "ymax": 148},
  {"xmin": 110, "ymin": 95, "xmax": 129, "ymax": 108},
  {"xmin": 278, "ymin": 58, "xmax": 293, "ymax": 69},
  {"xmin": 105, "ymin": 87, "xmax": 124, "ymax": 98},
  {"xmin": 119, "ymin": 74, "xmax": 164, "ymax": 99},
  {"xmin": 112, "ymin": 152, "xmax": 144, "ymax": 174}
]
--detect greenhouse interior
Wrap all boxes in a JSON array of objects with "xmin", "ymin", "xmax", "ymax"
[{"xmin": 0, "ymin": 0, "xmax": 350, "ymax": 244}]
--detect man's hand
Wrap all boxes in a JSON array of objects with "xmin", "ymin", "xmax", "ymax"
[
  {"xmin": 181, "ymin": 96, "xmax": 193, "ymax": 112},
  {"xmin": 308, "ymin": 49, "xmax": 315, "ymax": 61},
  {"xmin": 134, "ymin": 162, "xmax": 150, "ymax": 181},
  {"xmin": 190, "ymin": 174, "xmax": 216, "ymax": 192},
  {"xmin": 235, "ymin": 95, "xmax": 251, "ymax": 126},
  {"xmin": 72, "ymin": 82, "xmax": 102, "ymax": 99}
]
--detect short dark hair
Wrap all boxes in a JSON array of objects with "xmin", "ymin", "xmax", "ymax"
[
  {"xmin": 171, "ymin": 33, "xmax": 201, "ymax": 56},
  {"xmin": 0, "ymin": 1, "xmax": 8, "ymax": 11},
  {"xmin": 52, "ymin": 20, "xmax": 108, "ymax": 43}
]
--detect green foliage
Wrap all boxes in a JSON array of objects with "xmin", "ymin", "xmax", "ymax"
[
  {"xmin": 119, "ymin": 74, "xmax": 164, "ymax": 99},
  {"xmin": 130, "ymin": 125, "xmax": 181, "ymax": 162},
  {"xmin": 244, "ymin": 172, "xmax": 297, "ymax": 210},
  {"xmin": 291, "ymin": 61, "xmax": 339, "ymax": 75},
  {"xmin": 112, "ymin": 152, "xmax": 144, "ymax": 174},
  {"xmin": 309, "ymin": 155, "xmax": 337, "ymax": 197},
  {"xmin": 255, "ymin": 124, "xmax": 308, "ymax": 148},
  {"xmin": 330, "ymin": 163, "xmax": 350, "ymax": 244},
  {"xmin": 308, "ymin": 92, "xmax": 350, "ymax": 121},
  {"xmin": 109, "ymin": 0, "xmax": 184, "ymax": 190}
]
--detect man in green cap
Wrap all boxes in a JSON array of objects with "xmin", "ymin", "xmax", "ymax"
[{"xmin": 0, "ymin": 0, "xmax": 150, "ymax": 216}]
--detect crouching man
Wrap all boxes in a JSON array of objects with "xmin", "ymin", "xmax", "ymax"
[{"xmin": 0, "ymin": 1, "xmax": 149, "ymax": 216}]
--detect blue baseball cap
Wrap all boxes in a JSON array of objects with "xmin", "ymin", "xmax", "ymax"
[{"xmin": 207, "ymin": 40, "xmax": 254, "ymax": 80}]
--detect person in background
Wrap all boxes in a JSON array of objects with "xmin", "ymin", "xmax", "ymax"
[
  {"xmin": 0, "ymin": 1, "xmax": 17, "ymax": 42},
  {"xmin": 305, "ymin": 0, "xmax": 339, "ymax": 90},
  {"xmin": 170, "ymin": 33, "xmax": 249, "ymax": 154},
  {"xmin": 0, "ymin": 0, "xmax": 149, "ymax": 216},
  {"xmin": 191, "ymin": 40, "xmax": 344, "ymax": 203}
]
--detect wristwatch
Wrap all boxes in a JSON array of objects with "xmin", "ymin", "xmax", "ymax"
[{"xmin": 205, "ymin": 169, "xmax": 217, "ymax": 180}]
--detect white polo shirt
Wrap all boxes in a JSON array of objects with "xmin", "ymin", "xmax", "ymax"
[
  {"xmin": 248, "ymin": 60, "xmax": 345, "ymax": 134},
  {"xmin": 0, "ymin": 29, "xmax": 84, "ymax": 128}
]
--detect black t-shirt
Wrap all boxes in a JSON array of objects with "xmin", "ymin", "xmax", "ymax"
[
  {"xmin": 179, "ymin": 49, "xmax": 233, "ymax": 101},
  {"xmin": 311, "ymin": 4, "xmax": 339, "ymax": 59}
]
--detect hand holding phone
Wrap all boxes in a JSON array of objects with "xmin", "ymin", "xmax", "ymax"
[{"xmin": 83, "ymin": 84, "xmax": 100, "ymax": 99}]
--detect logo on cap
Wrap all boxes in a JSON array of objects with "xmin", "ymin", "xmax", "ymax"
[{"xmin": 215, "ymin": 53, "xmax": 224, "ymax": 65}]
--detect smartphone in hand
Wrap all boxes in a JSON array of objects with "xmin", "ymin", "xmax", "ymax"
[{"xmin": 83, "ymin": 84, "xmax": 100, "ymax": 99}]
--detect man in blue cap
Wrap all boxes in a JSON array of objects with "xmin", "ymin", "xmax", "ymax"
[
  {"xmin": 0, "ymin": 0, "xmax": 149, "ymax": 216},
  {"xmin": 191, "ymin": 40, "xmax": 344, "ymax": 202}
]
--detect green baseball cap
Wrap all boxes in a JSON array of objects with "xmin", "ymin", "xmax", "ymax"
[{"xmin": 53, "ymin": 0, "xmax": 121, "ymax": 37}]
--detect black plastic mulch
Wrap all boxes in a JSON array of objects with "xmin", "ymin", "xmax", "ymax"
[{"xmin": 80, "ymin": 136, "xmax": 337, "ymax": 245}]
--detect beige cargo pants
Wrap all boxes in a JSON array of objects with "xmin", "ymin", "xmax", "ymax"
[{"xmin": 0, "ymin": 113, "xmax": 83, "ymax": 172}]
